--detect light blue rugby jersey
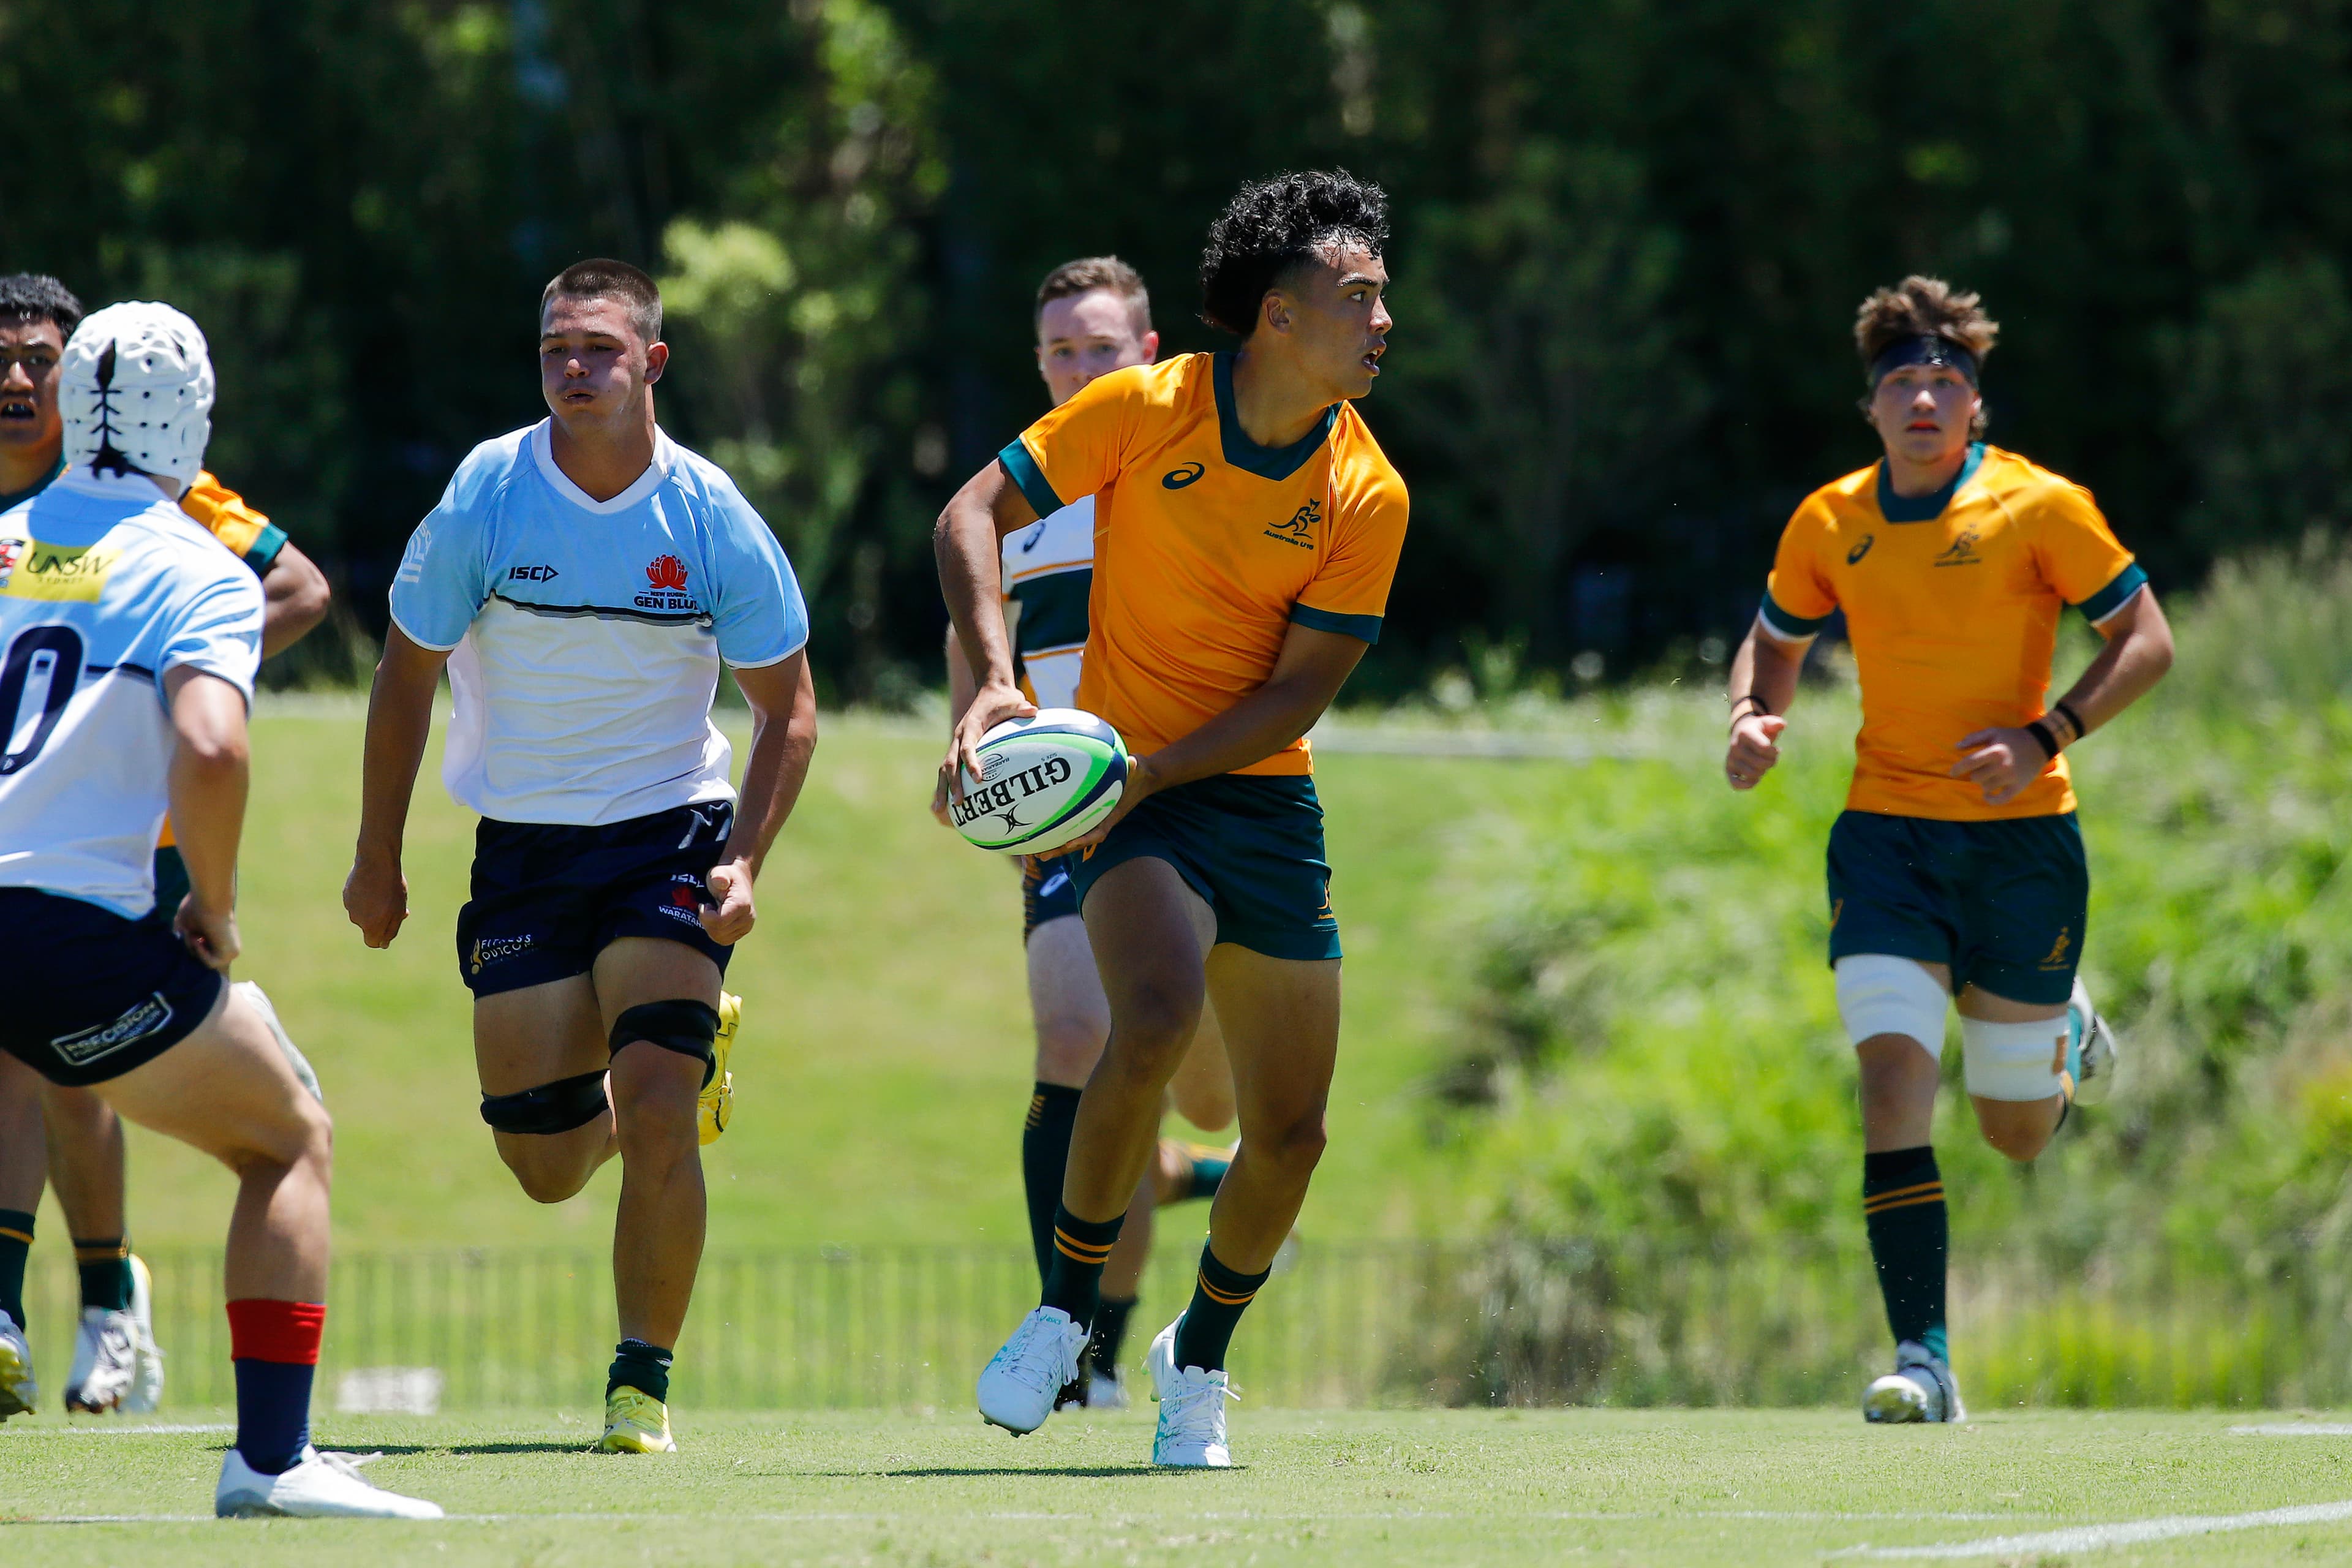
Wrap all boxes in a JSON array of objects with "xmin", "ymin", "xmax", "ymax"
[
  {"xmin": 391, "ymin": 421, "xmax": 808, "ymax": 827},
  {"xmin": 0, "ymin": 469, "xmax": 264, "ymax": 918}
]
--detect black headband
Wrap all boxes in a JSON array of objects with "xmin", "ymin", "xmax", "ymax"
[{"xmin": 1868, "ymin": 334, "xmax": 1979, "ymax": 388}]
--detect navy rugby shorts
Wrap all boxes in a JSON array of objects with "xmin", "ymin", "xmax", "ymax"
[
  {"xmin": 1826, "ymin": 809, "xmax": 2088, "ymax": 1006},
  {"xmin": 456, "ymin": 801, "xmax": 737, "ymax": 997},
  {"xmin": 1020, "ymin": 852, "xmax": 1080, "ymax": 940},
  {"xmin": 1067, "ymin": 773, "xmax": 1340, "ymax": 962},
  {"xmin": 0, "ymin": 888, "xmax": 224, "ymax": 1087}
]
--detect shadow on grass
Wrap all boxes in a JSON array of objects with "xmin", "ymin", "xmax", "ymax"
[
  {"xmin": 354, "ymin": 1441, "xmax": 594, "ymax": 1456},
  {"xmin": 809, "ymin": 1465, "xmax": 1232, "ymax": 1479}
]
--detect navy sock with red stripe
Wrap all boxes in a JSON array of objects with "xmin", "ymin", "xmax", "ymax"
[
  {"xmin": 1863, "ymin": 1146, "xmax": 1948, "ymax": 1362},
  {"xmin": 1172, "ymin": 1242, "xmax": 1270, "ymax": 1374},
  {"xmin": 228, "ymin": 1298, "xmax": 324, "ymax": 1475},
  {"xmin": 1039, "ymin": 1204, "xmax": 1121, "ymax": 1330}
]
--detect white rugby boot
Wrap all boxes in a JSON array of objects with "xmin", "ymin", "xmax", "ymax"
[
  {"xmin": 236, "ymin": 981, "xmax": 323, "ymax": 1103},
  {"xmin": 1863, "ymin": 1340, "xmax": 1966, "ymax": 1424},
  {"xmin": 124, "ymin": 1254, "xmax": 164, "ymax": 1413},
  {"xmin": 216, "ymin": 1445, "xmax": 444, "ymax": 1518},
  {"xmin": 0, "ymin": 1310, "xmax": 35, "ymax": 1420},
  {"xmin": 62, "ymin": 1306, "xmax": 138, "ymax": 1413},
  {"xmin": 2065, "ymin": 977, "xmax": 2119, "ymax": 1107},
  {"xmin": 976, "ymin": 1305, "xmax": 1088, "ymax": 1435},
  {"xmin": 1084, "ymin": 1366, "xmax": 1131, "ymax": 1410},
  {"xmin": 1148, "ymin": 1316, "xmax": 1233, "ymax": 1468}
]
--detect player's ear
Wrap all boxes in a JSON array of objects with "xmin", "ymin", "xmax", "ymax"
[
  {"xmin": 1261, "ymin": 288, "xmax": 1292, "ymax": 337},
  {"xmin": 644, "ymin": 341, "xmax": 669, "ymax": 384},
  {"xmin": 1141, "ymin": 330, "xmax": 1160, "ymax": 363}
]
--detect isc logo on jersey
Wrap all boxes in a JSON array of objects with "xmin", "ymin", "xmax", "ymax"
[{"xmin": 951, "ymin": 708, "xmax": 1128, "ymax": 856}]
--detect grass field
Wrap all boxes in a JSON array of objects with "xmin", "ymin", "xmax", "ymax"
[
  {"xmin": 43, "ymin": 704, "xmax": 1562, "ymax": 1254},
  {"xmin": 10, "ymin": 1408, "xmax": 2352, "ymax": 1564}
]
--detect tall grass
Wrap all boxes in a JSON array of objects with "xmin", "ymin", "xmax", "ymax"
[{"xmin": 1433, "ymin": 540, "xmax": 2352, "ymax": 1322}]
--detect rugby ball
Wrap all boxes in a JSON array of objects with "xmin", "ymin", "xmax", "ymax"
[{"xmin": 950, "ymin": 707, "xmax": 1128, "ymax": 856}]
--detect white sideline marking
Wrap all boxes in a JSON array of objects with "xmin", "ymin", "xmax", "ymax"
[
  {"xmin": 0, "ymin": 1423, "xmax": 234, "ymax": 1436},
  {"xmin": 2233, "ymin": 1423, "xmax": 2352, "ymax": 1436},
  {"xmin": 1840, "ymin": 1498, "xmax": 2352, "ymax": 1558},
  {"xmin": 10, "ymin": 1507, "xmax": 2053, "ymax": 1527}
]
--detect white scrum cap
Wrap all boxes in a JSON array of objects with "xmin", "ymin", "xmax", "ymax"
[{"xmin": 59, "ymin": 301, "xmax": 215, "ymax": 489}]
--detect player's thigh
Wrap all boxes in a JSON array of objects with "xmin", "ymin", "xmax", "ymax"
[
  {"xmin": 1168, "ymin": 996, "xmax": 1235, "ymax": 1131},
  {"xmin": 1025, "ymin": 914, "xmax": 1111, "ymax": 1085},
  {"xmin": 590, "ymin": 935, "xmax": 722, "ymax": 1027},
  {"xmin": 0, "ymin": 1049, "xmax": 47, "ymax": 1207},
  {"xmin": 1954, "ymin": 814, "xmax": 2087, "ymax": 1009},
  {"xmin": 1079, "ymin": 855, "xmax": 1217, "ymax": 1044},
  {"xmin": 473, "ymin": 974, "xmax": 608, "ymax": 1096},
  {"xmin": 93, "ymin": 982, "xmax": 326, "ymax": 1170},
  {"xmin": 1204, "ymin": 944, "xmax": 1341, "ymax": 1147}
]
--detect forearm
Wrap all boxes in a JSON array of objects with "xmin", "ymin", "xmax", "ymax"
[
  {"xmin": 257, "ymin": 546, "xmax": 332, "ymax": 658},
  {"xmin": 944, "ymin": 623, "xmax": 981, "ymax": 728},
  {"xmin": 2052, "ymin": 606, "xmax": 2173, "ymax": 739},
  {"xmin": 933, "ymin": 471, "xmax": 1023, "ymax": 692},
  {"xmin": 723, "ymin": 661, "xmax": 819, "ymax": 875},
  {"xmin": 355, "ymin": 668, "xmax": 435, "ymax": 861},
  {"xmin": 1142, "ymin": 673, "xmax": 1340, "ymax": 790},
  {"xmin": 169, "ymin": 747, "xmax": 247, "ymax": 910},
  {"xmin": 1728, "ymin": 623, "xmax": 1806, "ymax": 718}
]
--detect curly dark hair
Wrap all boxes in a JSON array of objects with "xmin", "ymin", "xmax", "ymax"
[
  {"xmin": 0, "ymin": 274, "xmax": 84, "ymax": 337},
  {"xmin": 1197, "ymin": 169, "xmax": 1389, "ymax": 337}
]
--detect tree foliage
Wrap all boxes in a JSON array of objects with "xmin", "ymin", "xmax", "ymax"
[{"xmin": 8, "ymin": 1, "xmax": 2352, "ymax": 686}]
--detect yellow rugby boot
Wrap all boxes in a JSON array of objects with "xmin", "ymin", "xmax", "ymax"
[
  {"xmin": 699, "ymin": 992, "xmax": 739, "ymax": 1147},
  {"xmin": 597, "ymin": 1385, "xmax": 677, "ymax": 1453}
]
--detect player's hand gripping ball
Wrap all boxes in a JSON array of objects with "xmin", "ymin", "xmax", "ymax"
[{"xmin": 949, "ymin": 708, "xmax": 1127, "ymax": 856}]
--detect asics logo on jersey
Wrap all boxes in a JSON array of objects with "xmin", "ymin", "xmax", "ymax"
[
  {"xmin": 1847, "ymin": 534, "xmax": 1875, "ymax": 565},
  {"xmin": 1019, "ymin": 521, "xmax": 1049, "ymax": 552},
  {"xmin": 1933, "ymin": 527, "xmax": 1983, "ymax": 567},
  {"xmin": 1264, "ymin": 498, "xmax": 1321, "ymax": 549},
  {"xmin": 1161, "ymin": 462, "xmax": 1205, "ymax": 489},
  {"xmin": 508, "ymin": 564, "xmax": 560, "ymax": 583},
  {"xmin": 635, "ymin": 553, "xmax": 699, "ymax": 612}
]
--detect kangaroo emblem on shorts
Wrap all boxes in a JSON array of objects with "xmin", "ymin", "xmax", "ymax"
[{"xmin": 2038, "ymin": 928, "xmax": 2072, "ymax": 968}]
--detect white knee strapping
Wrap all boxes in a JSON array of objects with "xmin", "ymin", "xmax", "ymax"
[
  {"xmin": 1834, "ymin": 954, "xmax": 1950, "ymax": 1057},
  {"xmin": 1961, "ymin": 1015, "xmax": 2069, "ymax": 1102}
]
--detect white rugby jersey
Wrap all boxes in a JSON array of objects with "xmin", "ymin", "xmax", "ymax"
[
  {"xmin": 1001, "ymin": 494, "xmax": 1093, "ymax": 709},
  {"xmin": 0, "ymin": 470, "xmax": 265, "ymax": 918},
  {"xmin": 391, "ymin": 421, "xmax": 808, "ymax": 826}
]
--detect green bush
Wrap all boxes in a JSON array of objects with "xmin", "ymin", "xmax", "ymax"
[{"xmin": 1436, "ymin": 545, "xmax": 2352, "ymax": 1298}]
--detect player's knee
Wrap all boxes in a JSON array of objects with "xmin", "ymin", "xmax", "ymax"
[
  {"xmin": 1108, "ymin": 976, "xmax": 1202, "ymax": 1057},
  {"xmin": 1978, "ymin": 1111, "xmax": 2052, "ymax": 1164},
  {"xmin": 1836, "ymin": 956, "xmax": 1949, "ymax": 1058},
  {"xmin": 1033, "ymin": 1014, "xmax": 1106, "ymax": 1085},
  {"xmin": 499, "ymin": 1142, "xmax": 593, "ymax": 1204},
  {"xmin": 1171, "ymin": 1077, "xmax": 1235, "ymax": 1133},
  {"xmin": 1961, "ymin": 1015, "xmax": 2068, "ymax": 1107},
  {"xmin": 609, "ymin": 1000, "xmax": 717, "ymax": 1081},
  {"xmin": 1256, "ymin": 1109, "xmax": 1327, "ymax": 1175}
]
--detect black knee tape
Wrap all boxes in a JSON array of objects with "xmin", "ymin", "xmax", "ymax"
[
  {"xmin": 480, "ymin": 1069, "xmax": 609, "ymax": 1136},
  {"xmin": 610, "ymin": 1000, "xmax": 720, "ymax": 1085}
]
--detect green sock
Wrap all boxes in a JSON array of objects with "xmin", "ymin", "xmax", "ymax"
[
  {"xmin": 0, "ymin": 1210, "xmax": 32, "ymax": 1331},
  {"xmin": 1171, "ymin": 1242, "xmax": 1270, "ymax": 1374},
  {"xmin": 1863, "ymin": 1146, "xmax": 1948, "ymax": 1363},
  {"xmin": 74, "ymin": 1236, "xmax": 132, "ymax": 1313},
  {"xmin": 1039, "ymin": 1204, "xmax": 1121, "ymax": 1330},
  {"xmin": 606, "ymin": 1338, "xmax": 673, "ymax": 1402}
]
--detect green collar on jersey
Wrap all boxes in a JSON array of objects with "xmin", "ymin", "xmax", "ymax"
[
  {"xmin": 1213, "ymin": 351, "xmax": 1338, "ymax": 482},
  {"xmin": 0, "ymin": 453, "xmax": 65, "ymax": 516},
  {"xmin": 1875, "ymin": 442, "xmax": 1984, "ymax": 522}
]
